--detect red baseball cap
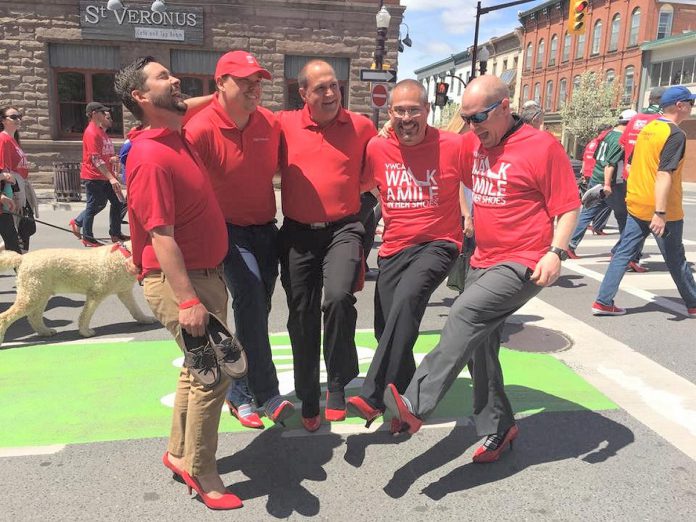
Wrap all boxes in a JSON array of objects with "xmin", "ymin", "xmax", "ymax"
[{"xmin": 215, "ymin": 51, "xmax": 271, "ymax": 81}]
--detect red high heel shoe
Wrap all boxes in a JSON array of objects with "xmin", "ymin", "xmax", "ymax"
[
  {"xmin": 180, "ymin": 471, "xmax": 243, "ymax": 510},
  {"xmin": 301, "ymin": 415, "xmax": 321, "ymax": 432},
  {"xmin": 162, "ymin": 452, "xmax": 184, "ymax": 479},
  {"xmin": 324, "ymin": 390, "xmax": 347, "ymax": 422},
  {"xmin": 225, "ymin": 400, "xmax": 264, "ymax": 429},
  {"xmin": 383, "ymin": 384, "xmax": 422, "ymax": 435},
  {"xmin": 472, "ymin": 424, "xmax": 519, "ymax": 463},
  {"xmin": 346, "ymin": 396, "xmax": 384, "ymax": 428}
]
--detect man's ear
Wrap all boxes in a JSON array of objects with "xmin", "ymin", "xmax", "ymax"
[
  {"xmin": 131, "ymin": 89, "xmax": 148, "ymax": 105},
  {"xmin": 299, "ymin": 87, "xmax": 307, "ymax": 103}
]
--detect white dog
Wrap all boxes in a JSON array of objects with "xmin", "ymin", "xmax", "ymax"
[{"xmin": 0, "ymin": 242, "xmax": 155, "ymax": 345}]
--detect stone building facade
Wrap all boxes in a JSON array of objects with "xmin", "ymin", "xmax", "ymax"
[{"xmin": 0, "ymin": 0, "xmax": 404, "ymax": 186}]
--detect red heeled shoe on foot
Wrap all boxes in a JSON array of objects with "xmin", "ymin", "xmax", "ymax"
[
  {"xmin": 226, "ymin": 400, "xmax": 265, "ymax": 430},
  {"xmin": 162, "ymin": 452, "xmax": 184, "ymax": 479},
  {"xmin": 472, "ymin": 424, "xmax": 519, "ymax": 463},
  {"xmin": 301, "ymin": 415, "xmax": 321, "ymax": 432},
  {"xmin": 180, "ymin": 471, "xmax": 243, "ymax": 510},
  {"xmin": 324, "ymin": 391, "xmax": 347, "ymax": 422},
  {"xmin": 383, "ymin": 384, "xmax": 422, "ymax": 435},
  {"xmin": 346, "ymin": 396, "xmax": 384, "ymax": 428}
]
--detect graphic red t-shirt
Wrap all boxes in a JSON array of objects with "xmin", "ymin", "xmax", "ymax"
[
  {"xmin": 185, "ymin": 99, "xmax": 280, "ymax": 226},
  {"xmin": 278, "ymin": 106, "xmax": 376, "ymax": 223},
  {"xmin": 582, "ymin": 129, "xmax": 610, "ymax": 179},
  {"xmin": 126, "ymin": 127, "xmax": 227, "ymax": 275},
  {"xmin": 461, "ymin": 123, "xmax": 580, "ymax": 270},
  {"xmin": 620, "ymin": 112, "xmax": 661, "ymax": 174},
  {"xmin": 364, "ymin": 127, "xmax": 464, "ymax": 257},
  {"xmin": 0, "ymin": 132, "xmax": 29, "ymax": 179},
  {"xmin": 81, "ymin": 121, "xmax": 115, "ymax": 181}
]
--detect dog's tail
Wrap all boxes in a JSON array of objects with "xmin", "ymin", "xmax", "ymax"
[{"xmin": 0, "ymin": 250, "xmax": 23, "ymax": 272}]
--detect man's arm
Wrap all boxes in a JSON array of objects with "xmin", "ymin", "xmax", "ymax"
[
  {"xmin": 150, "ymin": 225, "xmax": 208, "ymax": 337},
  {"xmin": 603, "ymin": 164, "xmax": 615, "ymax": 195},
  {"xmin": 650, "ymin": 170, "xmax": 672, "ymax": 237},
  {"xmin": 459, "ymin": 183, "xmax": 473, "ymax": 238},
  {"xmin": 531, "ymin": 207, "xmax": 580, "ymax": 287}
]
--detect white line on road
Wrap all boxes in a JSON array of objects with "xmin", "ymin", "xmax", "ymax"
[{"xmin": 0, "ymin": 445, "xmax": 65, "ymax": 457}]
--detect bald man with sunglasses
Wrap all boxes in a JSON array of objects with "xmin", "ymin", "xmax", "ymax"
[{"xmin": 384, "ymin": 75, "xmax": 580, "ymax": 463}]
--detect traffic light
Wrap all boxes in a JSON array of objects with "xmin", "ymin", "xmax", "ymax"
[
  {"xmin": 568, "ymin": 0, "xmax": 589, "ymax": 35},
  {"xmin": 435, "ymin": 82, "xmax": 449, "ymax": 107}
]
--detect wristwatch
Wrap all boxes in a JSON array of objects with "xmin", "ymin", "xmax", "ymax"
[
  {"xmin": 548, "ymin": 246, "xmax": 568, "ymax": 261},
  {"xmin": 654, "ymin": 211, "xmax": 666, "ymax": 216}
]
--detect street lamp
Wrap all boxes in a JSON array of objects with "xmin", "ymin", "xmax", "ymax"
[
  {"xmin": 151, "ymin": 0, "xmax": 166, "ymax": 12},
  {"xmin": 398, "ymin": 23, "xmax": 412, "ymax": 53},
  {"xmin": 478, "ymin": 46, "xmax": 490, "ymax": 75},
  {"xmin": 372, "ymin": 4, "xmax": 391, "ymax": 128},
  {"xmin": 106, "ymin": 0, "xmax": 124, "ymax": 10}
]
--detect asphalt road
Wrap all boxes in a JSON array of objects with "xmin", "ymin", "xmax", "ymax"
[{"xmin": 1, "ymin": 187, "xmax": 696, "ymax": 521}]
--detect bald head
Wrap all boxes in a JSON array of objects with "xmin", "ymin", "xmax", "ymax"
[
  {"xmin": 388, "ymin": 79, "xmax": 428, "ymax": 106},
  {"xmin": 462, "ymin": 75, "xmax": 510, "ymax": 107},
  {"xmin": 459, "ymin": 75, "xmax": 515, "ymax": 149}
]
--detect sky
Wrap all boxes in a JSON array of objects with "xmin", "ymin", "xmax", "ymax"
[{"xmin": 395, "ymin": 0, "xmax": 546, "ymax": 78}]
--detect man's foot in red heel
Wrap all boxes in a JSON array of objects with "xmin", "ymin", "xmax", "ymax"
[
  {"xmin": 180, "ymin": 471, "xmax": 243, "ymax": 510},
  {"xmin": 472, "ymin": 424, "xmax": 519, "ymax": 463},
  {"xmin": 325, "ymin": 389, "xmax": 347, "ymax": 421},
  {"xmin": 226, "ymin": 400, "xmax": 264, "ymax": 429},
  {"xmin": 162, "ymin": 452, "xmax": 185, "ymax": 481},
  {"xmin": 301, "ymin": 415, "xmax": 321, "ymax": 432},
  {"xmin": 383, "ymin": 384, "xmax": 422, "ymax": 435},
  {"xmin": 346, "ymin": 396, "xmax": 384, "ymax": 428}
]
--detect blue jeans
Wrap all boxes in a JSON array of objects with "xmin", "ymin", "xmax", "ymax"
[
  {"xmin": 74, "ymin": 179, "xmax": 123, "ymax": 240},
  {"xmin": 223, "ymin": 222, "xmax": 280, "ymax": 407},
  {"xmin": 597, "ymin": 215, "xmax": 696, "ymax": 309}
]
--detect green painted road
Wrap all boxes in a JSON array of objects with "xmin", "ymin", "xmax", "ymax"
[{"xmin": 0, "ymin": 332, "xmax": 616, "ymax": 448}]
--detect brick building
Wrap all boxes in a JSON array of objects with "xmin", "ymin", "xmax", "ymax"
[{"xmin": 0, "ymin": 0, "xmax": 404, "ymax": 185}]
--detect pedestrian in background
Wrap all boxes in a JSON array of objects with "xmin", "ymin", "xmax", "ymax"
[{"xmin": 0, "ymin": 106, "xmax": 28, "ymax": 253}]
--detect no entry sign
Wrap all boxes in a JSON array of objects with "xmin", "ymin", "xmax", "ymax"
[{"xmin": 371, "ymin": 83, "xmax": 389, "ymax": 109}]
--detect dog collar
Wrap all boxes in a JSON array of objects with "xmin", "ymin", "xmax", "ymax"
[{"xmin": 110, "ymin": 242, "xmax": 132, "ymax": 258}]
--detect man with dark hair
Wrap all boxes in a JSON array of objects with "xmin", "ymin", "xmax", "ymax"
[
  {"xmin": 114, "ymin": 56, "xmax": 241, "ymax": 510},
  {"xmin": 69, "ymin": 102, "xmax": 127, "ymax": 247}
]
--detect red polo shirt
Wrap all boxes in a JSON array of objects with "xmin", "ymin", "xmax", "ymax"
[
  {"xmin": 0, "ymin": 133, "xmax": 29, "ymax": 179},
  {"xmin": 81, "ymin": 121, "xmax": 115, "ymax": 181},
  {"xmin": 620, "ymin": 111, "xmax": 661, "ymax": 173},
  {"xmin": 125, "ymin": 126, "xmax": 227, "ymax": 275},
  {"xmin": 278, "ymin": 106, "xmax": 376, "ymax": 223},
  {"xmin": 185, "ymin": 98, "xmax": 280, "ymax": 226},
  {"xmin": 461, "ymin": 123, "xmax": 580, "ymax": 270},
  {"xmin": 364, "ymin": 127, "xmax": 464, "ymax": 257}
]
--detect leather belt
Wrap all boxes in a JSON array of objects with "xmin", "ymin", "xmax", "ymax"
[{"xmin": 284, "ymin": 215, "xmax": 359, "ymax": 230}]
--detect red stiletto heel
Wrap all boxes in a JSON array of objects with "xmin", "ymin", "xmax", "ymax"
[
  {"xmin": 162, "ymin": 452, "xmax": 184, "ymax": 479},
  {"xmin": 180, "ymin": 471, "xmax": 243, "ymax": 510},
  {"xmin": 472, "ymin": 424, "xmax": 519, "ymax": 463},
  {"xmin": 346, "ymin": 396, "xmax": 384, "ymax": 428},
  {"xmin": 383, "ymin": 384, "xmax": 422, "ymax": 435},
  {"xmin": 324, "ymin": 390, "xmax": 347, "ymax": 421}
]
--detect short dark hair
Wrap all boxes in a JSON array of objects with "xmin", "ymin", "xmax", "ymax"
[{"xmin": 114, "ymin": 56, "xmax": 157, "ymax": 122}]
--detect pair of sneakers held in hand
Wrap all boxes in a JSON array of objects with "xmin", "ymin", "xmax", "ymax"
[{"xmin": 179, "ymin": 314, "xmax": 247, "ymax": 388}]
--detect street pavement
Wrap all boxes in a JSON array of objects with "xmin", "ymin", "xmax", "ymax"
[{"xmin": 1, "ymin": 187, "xmax": 696, "ymax": 521}]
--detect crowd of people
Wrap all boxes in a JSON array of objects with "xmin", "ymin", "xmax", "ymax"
[{"xmin": 2, "ymin": 49, "xmax": 693, "ymax": 511}]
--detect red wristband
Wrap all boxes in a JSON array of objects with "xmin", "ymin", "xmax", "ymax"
[{"xmin": 178, "ymin": 298, "xmax": 201, "ymax": 310}]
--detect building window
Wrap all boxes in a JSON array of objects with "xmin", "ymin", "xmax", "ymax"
[
  {"xmin": 608, "ymin": 14, "xmax": 620, "ymax": 52},
  {"xmin": 562, "ymin": 32, "xmax": 571, "ymax": 62},
  {"xmin": 605, "ymin": 69, "xmax": 615, "ymax": 87},
  {"xmin": 657, "ymin": 5, "xmax": 673, "ymax": 39},
  {"xmin": 575, "ymin": 33, "xmax": 585, "ymax": 60},
  {"xmin": 284, "ymin": 55, "xmax": 349, "ymax": 110},
  {"xmin": 492, "ymin": 61, "xmax": 498, "ymax": 76},
  {"xmin": 572, "ymin": 75, "xmax": 581, "ymax": 95},
  {"xmin": 503, "ymin": 59, "xmax": 508, "ymax": 71},
  {"xmin": 545, "ymin": 80, "xmax": 553, "ymax": 111},
  {"xmin": 525, "ymin": 43, "xmax": 533, "ymax": 70},
  {"xmin": 536, "ymin": 39, "xmax": 545, "ymax": 69},
  {"xmin": 622, "ymin": 66, "xmax": 635, "ymax": 105},
  {"xmin": 522, "ymin": 84, "xmax": 530, "ymax": 103},
  {"xmin": 558, "ymin": 78, "xmax": 568, "ymax": 109},
  {"xmin": 650, "ymin": 56, "xmax": 696, "ymax": 86},
  {"xmin": 629, "ymin": 8, "xmax": 640, "ymax": 47},
  {"xmin": 171, "ymin": 49, "xmax": 221, "ymax": 97},
  {"xmin": 591, "ymin": 20, "xmax": 602, "ymax": 55},
  {"xmin": 513, "ymin": 56, "xmax": 519, "ymax": 70},
  {"xmin": 549, "ymin": 34, "xmax": 558, "ymax": 66},
  {"xmin": 533, "ymin": 82, "xmax": 541, "ymax": 103}
]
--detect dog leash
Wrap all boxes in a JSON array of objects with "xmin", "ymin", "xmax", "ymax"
[{"xmin": 5, "ymin": 209, "xmax": 117, "ymax": 242}]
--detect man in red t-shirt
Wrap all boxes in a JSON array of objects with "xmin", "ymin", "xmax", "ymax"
[
  {"xmin": 276, "ymin": 60, "xmax": 377, "ymax": 432},
  {"xmin": 185, "ymin": 51, "xmax": 294, "ymax": 429},
  {"xmin": 384, "ymin": 75, "xmax": 580, "ymax": 463},
  {"xmin": 346, "ymin": 80, "xmax": 461, "ymax": 428},
  {"xmin": 114, "ymin": 57, "xmax": 241, "ymax": 510},
  {"xmin": 70, "ymin": 102, "xmax": 127, "ymax": 247}
]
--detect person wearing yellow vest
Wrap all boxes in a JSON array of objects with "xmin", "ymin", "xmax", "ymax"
[{"xmin": 592, "ymin": 85, "xmax": 696, "ymax": 318}]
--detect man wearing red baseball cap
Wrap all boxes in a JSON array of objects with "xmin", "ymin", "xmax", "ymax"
[{"xmin": 186, "ymin": 51, "xmax": 295, "ymax": 430}]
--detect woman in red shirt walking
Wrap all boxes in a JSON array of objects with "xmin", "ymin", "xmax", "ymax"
[{"xmin": 0, "ymin": 106, "xmax": 27, "ymax": 253}]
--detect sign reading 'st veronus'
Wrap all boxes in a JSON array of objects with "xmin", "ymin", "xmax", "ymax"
[{"xmin": 80, "ymin": 1, "xmax": 204, "ymax": 45}]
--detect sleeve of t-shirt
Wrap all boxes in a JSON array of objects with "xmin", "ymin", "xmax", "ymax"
[
  {"xmin": 127, "ymin": 163, "xmax": 176, "ymax": 232},
  {"xmin": 658, "ymin": 128, "xmax": 686, "ymax": 173},
  {"xmin": 537, "ymin": 139, "xmax": 581, "ymax": 217},
  {"xmin": 359, "ymin": 123, "xmax": 378, "ymax": 192},
  {"xmin": 459, "ymin": 133, "xmax": 475, "ymax": 189},
  {"xmin": 84, "ymin": 128, "xmax": 102, "ymax": 165}
]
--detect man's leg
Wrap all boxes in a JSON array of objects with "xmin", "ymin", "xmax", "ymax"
[
  {"xmin": 105, "ymin": 185, "xmax": 124, "ymax": 237},
  {"xmin": 569, "ymin": 198, "xmax": 606, "ymax": 252},
  {"xmin": 81, "ymin": 180, "xmax": 108, "ymax": 242},
  {"xmin": 655, "ymin": 220, "xmax": 696, "ymax": 310}
]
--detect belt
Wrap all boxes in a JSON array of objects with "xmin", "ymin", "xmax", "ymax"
[
  {"xmin": 284, "ymin": 215, "xmax": 359, "ymax": 230},
  {"xmin": 142, "ymin": 265, "xmax": 223, "ymax": 280}
]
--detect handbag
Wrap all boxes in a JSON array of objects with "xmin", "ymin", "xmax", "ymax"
[
  {"xmin": 18, "ymin": 201, "xmax": 36, "ymax": 238},
  {"xmin": 446, "ymin": 236, "xmax": 476, "ymax": 293}
]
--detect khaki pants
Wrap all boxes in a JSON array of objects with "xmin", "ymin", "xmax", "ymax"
[{"xmin": 143, "ymin": 267, "xmax": 230, "ymax": 476}]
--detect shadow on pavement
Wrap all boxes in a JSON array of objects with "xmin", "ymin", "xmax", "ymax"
[
  {"xmin": 552, "ymin": 274, "xmax": 587, "ymax": 289},
  {"xmin": 217, "ymin": 429, "xmax": 343, "ymax": 518}
]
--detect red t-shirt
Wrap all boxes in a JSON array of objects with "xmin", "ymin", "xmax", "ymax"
[
  {"xmin": 125, "ymin": 126, "xmax": 228, "ymax": 275},
  {"xmin": 0, "ymin": 132, "xmax": 29, "ymax": 179},
  {"xmin": 81, "ymin": 121, "xmax": 115, "ymax": 181},
  {"xmin": 581, "ymin": 129, "xmax": 610, "ymax": 179},
  {"xmin": 461, "ymin": 123, "xmax": 580, "ymax": 270},
  {"xmin": 364, "ymin": 127, "xmax": 464, "ymax": 257},
  {"xmin": 620, "ymin": 112, "xmax": 661, "ymax": 171},
  {"xmin": 185, "ymin": 98, "xmax": 280, "ymax": 226},
  {"xmin": 278, "ymin": 106, "xmax": 376, "ymax": 223}
]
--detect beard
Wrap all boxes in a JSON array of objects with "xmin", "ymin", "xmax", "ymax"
[{"xmin": 150, "ymin": 90, "xmax": 187, "ymax": 115}]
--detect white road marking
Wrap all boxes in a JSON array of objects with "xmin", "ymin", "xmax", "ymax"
[{"xmin": 0, "ymin": 445, "xmax": 65, "ymax": 457}]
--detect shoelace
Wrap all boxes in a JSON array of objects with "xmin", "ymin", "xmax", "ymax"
[
  {"xmin": 188, "ymin": 346, "xmax": 218, "ymax": 375},
  {"xmin": 482, "ymin": 433, "xmax": 504, "ymax": 451},
  {"xmin": 217, "ymin": 338, "xmax": 242, "ymax": 363}
]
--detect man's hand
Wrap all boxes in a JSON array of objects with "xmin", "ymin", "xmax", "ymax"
[
  {"xmin": 463, "ymin": 215, "xmax": 474, "ymax": 238},
  {"xmin": 1, "ymin": 171, "xmax": 13, "ymax": 182},
  {"xmin": 602, "ymin": 184, "xmax": 612, "ymax": 197},
  {"xmin": 377, "ymin": 120, "xmax": 392, "ymax": 138},
  {"xmin": 179, "ymin": 302, "xmax": 209, "ymax": 337},
  {"xmin": 530, "ymin": 252, "xmax": 562, "ymax": 287},
  {"xmin": 125, "ymin": 257, "xmax": 139, "ymax": 276},
  {"xmin": 650, "ymin": 213, "xmax": 666, "ymax": 237},
  {"xmin": 110, "ymin": 177, "xmax": 126, "ymax": 203},
  {"xmin": 1, "ymin": 194, "xmax": 15, "ymax": 212}
]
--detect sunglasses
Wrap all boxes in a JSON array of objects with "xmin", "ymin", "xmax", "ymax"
[
  {"xmin": 4, "ymin": 114, "xmax": 22, "ymax": 121},
  {"xmin": 460, "ymin": 100, "xmax": 503, "ymax": 125}
]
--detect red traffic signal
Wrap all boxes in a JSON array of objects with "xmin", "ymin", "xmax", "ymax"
[
  {"xmin": 568, "ymin": 0, "xmax": 589, "ymax": 35},
  {"xmin": 436, "ymin": 82, "xmax": 449, "ymax": 95}
]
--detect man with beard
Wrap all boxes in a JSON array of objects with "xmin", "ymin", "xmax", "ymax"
[
  {"xmin": 185, "ymin": 51, "xmax": 295, "ymax": 429},
  {"xmin": 70, "ymin": 102, "xmax": 127, "ymax": 246},
  {"xmin": 347, "ymin": 80, "xmax": 461, "ymax": 429},
  {"xmin": 114, "ymin": 57, "xmax": 241, "ymax": 510},
  {"xmin": 383, "ymin": 75, "xmax": 580, "ymax": 463},
  {"xmin": 277, "ymin": 60, "xmax": 376, "ymax": 432}
]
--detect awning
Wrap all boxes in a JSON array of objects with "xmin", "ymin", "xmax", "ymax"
[{"xmin": 500, "ymin": 69, "xmax": 516, "ymax": 85}]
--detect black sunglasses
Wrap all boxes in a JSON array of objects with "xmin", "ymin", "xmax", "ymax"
[
  {"xmin": 460, "ymin": 100, "xmax": 503, "ymax": 125},
  {"xmin": 4, "ymin": 114, "xmax": 22, "ymax": 121}
]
